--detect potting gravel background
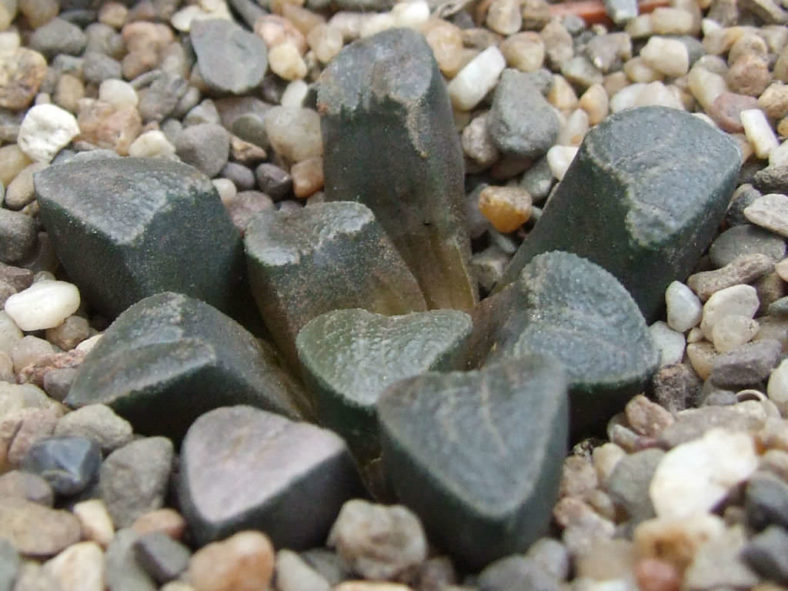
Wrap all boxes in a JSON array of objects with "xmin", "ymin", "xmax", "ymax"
[{"xmin": 1, "ymin": 0, "xmax": 788, "ymax": 588}]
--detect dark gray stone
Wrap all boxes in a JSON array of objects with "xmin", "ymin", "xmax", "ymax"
[
  {"xmin": 29, "ymin": 18, "xmax": 87, "ymax": 58},
  {"xmin": 709, "ymin": 338, "xmax": 782, "ymax": 389},
  {"xmin": 177, "ymin": 405, "xmax": 363, "ymax": 548},
  {"xmin": 66, "ymin": 292, "xmax": 306, "ymax": 440},
  {"xmin": 296, "ymin": 308, "xmax": 472, "ymax": 464},
  {"xmin": 742, "ymin": 526, "xmax": 788, "ymax": 584},
  {"xmin": 21, "ymin": 436, "xmax": 101, "ymax": 497},
  {"xmin": 487, "ymin": 69, "xmax": 561, "ymax": 160},
  {"xmin": 133, "ymin": 531, "xmax": 191, "ymax": 584},
  {"xmin": 471, "ymin": 251, "xmax": 658, "ymax": 437},
  {"xmin": 99, "ymin": 437, "xmax": 173, "ymax": 528},
  {"xmin": 174, "ymin": 123, "xmax": 230, "ymax": 178},
  {"xmin": 0, "ymin": 470, "xmax": 54, "ymax": 506},
  {"xmin": 377, "ymin": 356, "xmax": 568, "ymax": 570},
  {"xmin": 651, "ymin": 363, "xmax": 703, "ymax": 413},
  {"xmin": 318, "ymin": 28, "xmax": 477, "ymax": 311},
  {"xmin": 478, "ymin": 555, "xmax": 561, "ymax": 591},
  {"xmin": 138, "ymin": 73, "xmax": 188, "ymax": 123},
  {"xmin": 82, "ymin": 52, "xmax": 122, "ymax": 84},
  {"xmin": 0, "ymin": 209, "xmax": 36, "ymax": 265},
  {"xmin": 0, "ymin": 538, "xmax": 19, "ymax": 591},
  {"xmin": 244, "ymin": 202, "xmax": 427, "ymax": 368},
  {"xmin": 255, "ymin": 162, "xmax": 292, "ymax": 201},
  {"xmin": 35, "ymin": 157, "xmax": 251, "ymax": 322},
  {"xmin": 753, "ymin": 165, "xmax": 788, "ymax": 194},
  {"xmin": 607, "ymin": 448, "xmax": 664, "ymax": 523},
  {"xmin": 190, "ymin": 19, "xmax": 267, "ymax": 95},
  {"xmin": 499, "ymin": 107, "xmax": 741, "ymax": 322},
  {"xmin": 746, "ymin": 472, "xmax": 788, "ymax": 531},
  {"xmin": 105, "ymin": 529, "xmax": 157, "ymax": 591},
  {"xmin": 709, "ymin": 224, "xmax": 786, "ymax": 268}
]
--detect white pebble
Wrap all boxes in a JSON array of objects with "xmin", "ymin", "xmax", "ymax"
[
  {"xmin": 390, "ymin": 0, "xmax": 430, "ymax": 29},
  {"xmin": 44, "ymin": 541, "xmax": 105, "ymax": 591},
  {"xmin": 17, "ymin": 104, "xmax": 80, "ymax": 163},
  {"xmin": 281, "ymin": 80, "xmax": 309, "ymax": 108},
  {"xmin": 666, "ymin": 280, "xmax": 702, "ymax": 332},
  {"xmin": 610, "ymin": 82, "xmax": 647, "ymax": 113},
  {"xmin": 699, "ymin": 284, "xmax": 759, "ymax": 339},
  {"xmin": 741, "ymin": 109, "xmax": 779, "ymax": 160},
  {"xmin": 0, "ymin": 30, "xmax": 20, "ymax": 53},
  {"xmin": 767, "ymin": 358, "xmax": 788, "ymax": 416},
  {"xmin": 632, "ymin": 81, "xmax": 685, "ymax": 111},
  {"xmin": 688, "ymin": 66, "xmax": 728, "ymax": 112},
  {"xmin": 98, "ymin": 79, "xmax": 139, "ymax": 109},
  {"xmin": 447, "ymin": 46, "xmax": 506, "ymax": 112},
  {"xmin": 212, "ymin": 178, "xmax": 237, "ymax": 203},
  {"xmin": 711, "ymin": 314, "xmax": 759, "ymax": 353},
  {"xmin": 76, "ymin": 334, "xmax": 102, "ymax": 354},
  {"xmin": 769, "ymin": 140, "xmax": 788, "ymax": 168},
  {"xmin": 649, "ymin": 428, "xmax": 758, "ymax": 519},
  {"xmin": 269, "ymin": 42, "xmax": 307, "ymax": 81},
  {"xmin": 4, "ymin": 280, "xmax": 81, "ymax": 332},
  {"xmin": 556, "ymin": 108, "xmax": 589, "ymax": 146},
  {"xmin": 72, "ymin": 500, "xmax": 115, "ymax": 548},
  {"xmin": 359, "ymin": 12, "xmax": 395, "ymax": 37},
  {"xmin": 640, "ymin": 37, "xmax": 690, "ymax": 78},
  {"xmin": 546, "ymin": 145, "xmax": 578, "ymax": 181},
  {"xmin": 649, "ymin": 321, "xmax": 686, "ymax": 366},
  {"xmin": 127, "ymin": 130, "xmax": 176, "ymax": 159},
  {"xmin": 264, "ymin": 106, "xmax": 323, "ymax": 162}
]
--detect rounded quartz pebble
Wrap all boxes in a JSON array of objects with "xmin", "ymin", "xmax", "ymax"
[
  {"xmin": 17, "ymin": 104, "xmax": 80, "ymax": 164},
  {"xmin": 447, "ymin": 45, "xmax": 506, "ymax": 111},
  {"xmin": 98, "ymin": 79, "xmax": 138, "ymax": 109},
  {"xmin": 665, "ymin": 281, "xmax": 703, "ymax": 333},
  {"xmin": 187, "ymin": 531, "xmax": 274, "ymax": 591},
  {"xmin": 72, "ymin": 499, "xmax": 115, "ymax": 548},
  {"xmin": 649, "ymin": 321, "xmax": 686, "ymax": 366},
  {"xmin": 268, "ymin": 42, "xmax": 307, "ymax": 81},
  {"xmin": 711, "ymin": 314, "xmax": 759, "ymax": 353},
  {"xmin": 4, "ymin": 280, "xmax": 80, "ymax": 332},
  {"xmin": 699, "ymin": 284, "xmax": 759, "ymax": 339},
  {"xmin": 478, "ymin": 186, "xmax": 532, "ymax": 233},
  {"xmin": 768, "ymin": 358, "xmax": 788, "ymax": 416},
  {"xmin": 127, "ymin": 130, "xmax": 176, "ymax": 159}
]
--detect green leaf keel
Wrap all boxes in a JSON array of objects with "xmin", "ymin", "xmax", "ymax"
[
  {"xmin": 34, "ymin": 157, "xmax": 256, "ymax": 325},
  {"xmin": 474, "ymin": 251, "xmax": 659, "ymax": 437},
  {"xmin": 498, "ymin": 106, "xmax": 741, "ymax": 321},
  {"xmin": 66, "ymin": 292, "xmax": 307, "ymax": 442},
  {"xmin": 296, "ymin": 308, "xmax": 472, "ymax": 465},
  {"xmin": 318, "ymin": 28, "xmax": 477, "ymax": 311},
  {"xmin": 377, "ymin": 356, "xmax": 568, "ymax": 571},
  {"xmin": 244, "ymin": 201, "xmax": 427, "ymax": 369}
]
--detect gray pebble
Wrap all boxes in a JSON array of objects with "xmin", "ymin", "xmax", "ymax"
[
  {"xmin": 710, "ymin": 338, "xmax": 782, "ymax": 388},
  {"xmin": 560, "ymin": 56, "xmax": 603, "ymax": 88},
  {"xmin": 220, "ymin": 162, "xmax": 256, "ymax": 191},
  {"xmin": 138, "ymin": 72, "xmax": 188, "ymax": 123},
  {"xmin": 82, "ymin": 52, "xmax": 122, "ymax": 84},
  {"xmin": 658, "ymin": 405, "xmax": 765, "ymax": 448},
  {"xmin": 255, "ymin": 162, "xmax": 292, "ymax": 201},
  {"xmin": 742, "ymin": 525, "xmax": 788, "ymax": 584},
  {"xmin": 21, "ymin": 436, "xmax": 102, "ymax": 497},
  {"xmin": 478, "ymin": 555, "xmax": 561, "ymax": 591},
  {"xmin": 84, "ymin": 22, "xmax": 123, "ymax": 58},
  {"xmin": 42, "ymin": 368, "xmax": 79, "ymax": 402},
  {"xmin": 183, "ymin": 99, "xmax": 221, "ymax": 127},
  {"xmin": 607, "ymin": 448, "xmax": 664, "ymax": 523},
  {"xmin": 745, "ymin": 471, "xmax": 788, "ymax": 531},
  {"xmin": 133, "ymin": 531, "xmax": 191, "ymax": 584},
  {"xmin": 29, "ymin": 18, "xmax": 87, "ymax": 58},
  {"xmin": 753, "ymin": 164, "xmax": 788, "ymax": 194},
  {"xmin": 0, "ymin": 538, "xmax": 19, "ymax": 591},
  {"xmin": 710, "ymin": 224, "xmax": 786, "ymax": 267},
  {"xmin": 99, "ymin": 437, "xmax": 174, "ymax": 528},
  {"xmin": 520, "ymin": 157, "xmax": 554, "ymax": 203},
  {"xmin": 54, "ymin": 404, "xmax": 133, "ymax": 454},
  {"xmin": 0, "ymin": 470, "xmax": 54, "ymax": 507},
  {"xmin": 726, "ymin": 184, "xmax": 762, "ymax": 226},
  {"xmin": 0, "ymin": 209, "xmax": 37, "ymax": 265},
  {"xmin": 300, "ymin": 548, "xmax": 352, "ymax": 586},
  {"xmin": 105, "ymin": 529, "xmax": 157, "ymax": 591},
  {"xmin": 175, "ymin": 123, "xmax": 230, "ymax": 178},
  {"xmin": 651, "ymin": 363, "xmax": 703, "ymax": 413}
]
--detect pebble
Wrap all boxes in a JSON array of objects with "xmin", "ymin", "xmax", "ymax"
[
  {"xmin": 11, "ymin": 335, "xmax": 54, "ymax": 374},
  {"xmin": 640, "ymin": 37, "xmax": 690, "ymax": 77},
  {"xmin": 134, "ymin": 531, "xmax": 191, "ymax": 584},
  {"xmin": 546, "ymin": 145, "xmax": 578, "ymax": 180},
  {"xmin": 687, "ymin": 253, "xmax": 774, "ymax": 301},
  {"xmin": 477, "ymin": 554, "xmax": 560, "ymax": 590},
  {"xmin": 477, "ymin": 186, "xmax": 532, "ymax": 233},
  {"xmin": 99, "ymin": 436, "xmax": 174, "ymax": 528},
  {"xmin": 29, "ymin": 17, "xmax": 86, "ymax": 57},
  {"xmin": 665, "ymin": 281, "xmax": 703, "ymax": 332},
  {"xmin": 21, "ymin": 435, "xmax": 101, "ymax": 497},
  {"xmin": 76, "ymin": 100, "xmax": 142, "ymax": 156},
  {"xmin": 649, "ymin": 321, "xmax": 686, "ymax": 366},
  {"xmin": 0, "ymin": 538, "xmax": 18, "ymax": 591},
  {"xmin": 649, "ymin": 428, "xmax": 759, "ymax": 519},
  {"xmin": 291, "ymin": 156, "xmax": 324, "ymax": 198},
  {"xmin": 175, "ymin": 123, "xmax": 229, "ymax": 177},
  {"xmin": 768, "ymin": 358, "xmax": 788, "ymax": 415},
  {"xmin": 54, "ymin": 404, "xmax": 133, "ymax": 453},
  {"xmin": 710, "ymin": 225, "xmax": 786, "ymax": 268},
  {"xmin": 328, "ymin": 500, "xmax": 427, "ymax": 580},
  {"xmin": 17, "ymin": 104, "xmax": 80, "ymax": 163},
  {"xmin": 0, "ymin": 48, "xmax": 47, "ymax": 110},
  {"xmin": 4, "ymin": 162, "xmax": 45, "ymax": 210},
  {"xmin": 269, "ymin": 42, "xmax": 308, "ymax": 81},
  {"xmin": 264, "ymin": 106, "xmax": 322, "ymax": 163},
  {"xmin": 708, "ymin": 92, "xmax": 759, "ymax": 133},
  {"xmin": 746, "ymin": 193, "xmax": 788, "ymax": 236},
  {"xmin": 0, "ymin": 497, "xmax": 80, "ymax": 557},
  {"xmin": 187, "ymin": 531, "xmax": 274, "ymax": 591},
  {"xmin": 0, "ymin": 209, "xmax": 37, "ymax": 265},
  {"xmin": 447, "ymin": 45, "xmax": 506, "ymax": 111},
  {"xmin": 500, "ymin": 32, "xmax": 545, "ymax": 72},
  {"xmin": 634, "ymin": 513, "xmax": 725, "ymax": 572},
  {"xmin": 43, "ymin": 541, "xmax": 105, "ymax": 591},
  {"xmin": 98, "ymin": 79, "xmax": 138, "ymax": 109},
  {"xmin": 73, "ymin": 499, "xmax": 115, "ymax": 548},
  {"xmin": 711, "ymin": 314, "xmax": 760, "ymax": 352},
  {"xmin": 742, "ymin": 525, "xmax": 788, "ymax": 584},
  {"xmin": 741, "ymin": 109, "xmax": 780, "ymax": 159},
  {"xmin": 105, "ymin": 529, "xmax": 157, "ymax": 591},
  {"xmin": 0, "ymin": 145, "xmax": 33, "ymax": 188},
  {"xmin": 3, "ymin": 280, "xmax": 80, "ymax": 331},
  {"xmin": 710, "ymin": 338, "xmax": 782, "ymax": 388},
  {"xmin": 132, "ymin": 508, "xmax": 187, "ymax": 540},
  {"xmin": 127, "ymin": 129, "xmax": 176, "ymax": 159},
  {"xmin": 700, "ymin": 283, "xmax": 759, "ymax": 338},
  {"xmin": 579, "ymin": 84, "xmax": 609, "ymax": 126},
  {"xmin": 683, "ymin": 524, "xmax": 759, "ymax": 589},
  {"xmin": 745, "ymin": 471, "xmax": 788, "ymax": 531},
  {"xmin": 607, "ymin": 449, "xmax": 665, "ymax": 523},
  {"xmin": 0, "ymin": 469, "xmax": 53, "ymax": 506},
  {"xmin": 275, "ymin": 549, "xmax": 331, "ymax": 591}
]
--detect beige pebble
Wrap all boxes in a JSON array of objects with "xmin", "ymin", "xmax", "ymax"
[
  {"xmin": 651, "ymin": 6, "xmax": 698, "ymax": 35},
  {"xmin": 72, "ymin": 499, "xmax": 115, "ymax": 548},
  {"xmin": 556, "ymin": 108, "xmax": 589, "ymax": 146},
  {"xmin": 546, "ymin": 145, "xmax": 578, "ymax": 180},
  {"xmin": 128, "ymin": 130, "xmax": 176, "ymax": 159},
  {"xmin": 77, "ymin": 100, "xmax": 142, "ymax": 156},
  {"xmin": 0, "ymin": 144, "xmax": 33, "ymax": 187},
  {"xmin": 0, "ymin": 48, "xmax": 47, "ymax": 111},
  {"xmin": 477, "ymin": 186, "xmax": 532, "ymax": 233},
  {"xmin": 422, "ymin": 19, "xmax": 464, "ymax": 78},
  {"xmin": 686, "ymin": 341, "xmax": 717, "ymax": 380},
  {"xmin": 334, "ymin": 584, "xmax": 413, "ymax": 591},
  {"xmin": 624, "ymin": 57, "xmax": 664, "ymax": 83},
  {"xmin": 4, "ymin": 162, "xmax": 46, "ymax": 210},
  {"xmin": 187, "ymin": 531, "xmax": 274, "ymax": 591},
  {"xmin": 282, "ymin": 2, "xmax": 327, "ymax": 36},
  {"xmin": 745, "ymin": 193, "xmax": 788, "ymax": 235},
  {"xmin": 760, "ymin": 82, "xmax": 788, "ymax": 120},
  {"xmin": 592, "ymin": 442, "xmax": 626, "ymax": 487},
  {"xmin": 634, "ymin": 513, "xmax": 726, "ymax": 572},
  {"xmin": 306, "ymin": 23, "xmax": 343, "ymax": 64},
  {"xmin": 447, "ymin": 45, "xmax": 506, "ymax": 111},
  {"xmin": 548, "ymin": 73, "xmax": 579, "ymax": 111},
  {"xmin": 53, "ymin": 74, "xmax": 85, "ymax": 115},
  {"xmin": 688, "ymin": 65, "xmax": 728, "ymax": 112},
  {"xmin": 254, "ymin": 14, "xmax": 307, "ymax": 54},
  {"xmin": 728, "ymin": 32, "xmax": 768, "ymax": 64},
  {"xmin": 687, "ymin": 253, "xmax": 774, "ymax": 301},
  {"xmin": 486, "ymin": 0, "xmax": 522, "ymax": 35},
  {"xmin": 500, "ymin": 31, "xmax": 544, "ymax": 72},
  {"xmin": 99, "ymin": 2, "xmax": 128, "ymax": 28},
  {"xmin": 43, "ymin": 541, "xmax": 105, "ymax": 591},
  {"xmin": 579, "ymin": 83, "xmax": 608, "ymax": 125},
  {"xmin": 712, "ymin": 314, "xmax": 760, "ymax": 353},
  {"xmin": 640, "ymin": 37, "xmax": 689, "ymax": 77},
  {"xmin": 625, "ymin": 394, "xmax": 675, "ymax": 438},
  {"xmin": 45, "ymin": 315, "xmax": 90, "ymax": 351},
  {"xmin": 726, "ymin": 54, "xmax": 771, "ymax": 97},
  {"xmin": 98, "ymin": 79, "xmax": 138, "ymax": 109},
  {"xmin": 291, "ymin": 156, "xmax": 324, "ymax": 198},
  {"xmin": 268, "ymin": 42, "xmax": 307, "ymax": 81},
  {"xmin": 700, "ymin": 283, "xmax": 759, "ymax": 339},
  {"xmin": 776, "ymin": 257, "xmax": 788, "ymax": 281},
  {"xmin": 131, "ymin": 508, "xmax": 187, "ymax": 540},
  {"xmin": 461, "ymin": 112, "xmax": 499, "ymax": 168},
  {"xmin": 264, "ymin": 106, "xmax": 322, "ymax": 163}
]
